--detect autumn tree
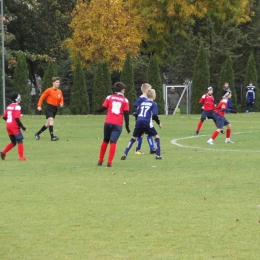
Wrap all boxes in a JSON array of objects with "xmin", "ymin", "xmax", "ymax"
[
  {"xmin": 191, "ymin": 43, "xmax": 210, "ymax": 114},
  {"xmin": 120, "ymin": 52, "xmax": 136, "ymax": 112},
  {"xmin": 65, "ymin": 0, "xmax": 147, "ymax": 71},
  {"xmin": 147, "ymin": 55, "xmax": 164, "ymax": 114},
  {"xmin": 243, "ymin": 53, "xmax": 259, "ymax": 111},
  {"xmin": 70, "ymin": 59, "xmax": 90, "ymax": 114},
  {"xmin": 13, "ymin": 53, "xmax": 31, "ymax": 114}
]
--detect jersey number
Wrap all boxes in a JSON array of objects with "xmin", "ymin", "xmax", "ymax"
[
  {"xmin": 139, "ymin": 106, "xmax": 150, "ymax": 117},
  {"xmin": 6, "ymin": 111, "xmax": 13, "ymax": 123},
  {"xmin": 111, "ymin": 101, "xmax": 122, "ymax": 115}
]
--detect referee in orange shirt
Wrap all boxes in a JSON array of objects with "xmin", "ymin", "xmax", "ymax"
[{"xmin": 35, "ymin": 77, "xmax": 64, "ymax": 141}]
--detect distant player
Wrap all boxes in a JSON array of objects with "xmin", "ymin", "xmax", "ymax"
[
  {"xmin": 133, "ymin": 83, "xmax": 155, "ymax": 154},
  {"xmin": 195, "ymin": 86, "xmax": 224, "ymax": 135},
  {"xmin": 246, "ymin": 81, "xmax": 256, "ymax": 113},
  {"xmin": 121, "ymin": 89, "xmax": 163, "ymax": 160},
  {"xmin": 96, "ymin": 82, "xmax": 130, "ymax": 167},
  {"xmin": 35, "ymin": 77, "xmax": 64, "ymax": 141},
  {"xmin": 1, "ymin": 93, "xmax": 27, "ymax": 161},
  {"xmin": 207, "ymin": 91, "xmax": 236, "ymax": 145}
]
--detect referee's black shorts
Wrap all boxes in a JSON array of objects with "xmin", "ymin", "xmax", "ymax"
[{"xmin": 46, "ymin": 104, "xmax": 58, "ymax": 119}]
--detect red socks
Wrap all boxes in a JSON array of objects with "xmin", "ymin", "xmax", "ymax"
[
  {"xmin": 3, "ymin": 143, "xmax": 15, "ymax": 154},
  {"xmin": 98, "ymin": 142, "xmax": 108, "ymax": 163},
  {"xmin": 197, "ymin": 120, "xmax": 203, "ymax": 131},
  {"xmin": 108, "ymin": 143, "xmax": 116, "ymax": 165},
  {"xmin": 226, "ymin": 129, "xmax": 231, "ymax": 138},
  {"xmin": 18, "ymin": 143, "xmax": 24, "ymax": 158},
  {"xmin": 211, "ymin": 131, "xmax": 219, "ymax": 140}
]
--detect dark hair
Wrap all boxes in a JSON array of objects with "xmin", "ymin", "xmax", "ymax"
[
  {"xmin": 52, "ymin": 77, "xmax": 60, "ymax": 83},
  {"xmin": 114, "ymin": 82, "xmax": 126, "ymax": 92},
  {"xmin": 10, "ymin": 92, "xmax": 21, "ymax": 102}
]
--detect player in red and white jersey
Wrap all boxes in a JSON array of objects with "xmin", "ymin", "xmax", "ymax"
[
  {"xmin": 96, "ymin": 82, "xmax": 130, "ymax": 167},
  {"xmin": 1, "ymin": 93, "xmax": 27, "ymax": 161},
  {"xmin": 195, "ymin": 86, "xmax": 224, "ymax": 135},
  {"xmin": 207, "ymin": 91, "xmax": 236, "ymax": 145}
]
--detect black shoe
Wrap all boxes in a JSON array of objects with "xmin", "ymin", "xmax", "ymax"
[
  {"xmin": 121, "ymin": 154, "xmax": 127, "ymax": 160},
  {"xmin": 51, "ymin": 136, "xmax": 59, "ymax": 141},
  {"xmin": 107, "ymin": 164, "xmax": 112, "ymax": 167},
  {"xmin": 150, "ymin": 149, "xmax": 156, "ymax": 154},
  {"xmin": 97, "ymin": 162, "xmax": 102, "ymax": 166},
  {"xmin": 195, "ymin": 130, "xmax": 199, "ymax": 135},
  {"xmin": 1, "ymin": 151, "xmax": 6, "ymax": 160},
  {"xmin": 35, "ymin": 133, "xmax": 40, "ymax": 140},
  {"xmin": 156, "ymin": 155, "xmax": 164, "ymax": 160},
  {"xmin": 220, "ymin": 130, "xmax": 225, "ymax": 134}
]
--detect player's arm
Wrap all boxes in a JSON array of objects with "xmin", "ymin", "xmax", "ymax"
[
  {"xmin": 15, "ymin": 118, "xmax": 26, "ymax": 131},
  {"xmin": 96, "ymin": 106, "xmax": 106, "ymax": 113},
  {"xmin": 37, "ymin": 89, "xmax": 50, "ymax": 109},
  {"xmin": 221, "ymin": 104, "xmax": 237, "ymax": 114},
  {"xmin": 2, "ymin": 111, "xmax": 7, "ymax": 121},
  {"xmin": 123, "ymin": 110, "xmax": 130, "ymax": 133},
  {"xmin": 152, "ymin": 115, "xmax": 162, "ymax": 128},
  {"xmin": 60, "ymin": 92, "xmax": 64, "ymax": 107}
]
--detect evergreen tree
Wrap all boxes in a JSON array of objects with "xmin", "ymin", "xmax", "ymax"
[
  {"xmin": 13, "ymin": 53, "xmax": 31, "ymax": 114},
  {"xmin": 40, "ymin": 61, "xmax": 57, "ymax": 113},
  {"xmin": 243, "ymin": 53, "xmax": 259, "ymax": 111},
  {"xmin": 92, "ymin": 62, "xmax": 106, "ymax": 114},
  {"xmin": 191, "ymin": 43, "xmax": 210, "ymax": 114},
  {"xmin": 120, "ymin": 52, "xmax": 136, "ymax": 112},
  {"xmin": 0, "ymin": 65, "xmax": 3, "ymax": 115},
  {"xmin": 70, "ymin": 59, "xmax": 90, "ymax": 114},
  {"xmin": 147, "ymin": 54, "xmax": 164, "ymax": 114},
  {"xmin": 103, "ymin": 61, "xmax": 112, "ymax": 96},
  {"xmin": 217, "ymin": 52, "xmax": 237, "ymax": 108}
]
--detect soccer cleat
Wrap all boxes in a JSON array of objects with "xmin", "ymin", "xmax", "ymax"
[
  {"xmin": 225, "ymin": 139, "xmax": 235, "ymax": 144},
  {"xmin": 207, "ymin": 140, "xmax": 214, "ymax": 145},
  {"xmin": 107, "ymin": 164, "xmax": 112, "ymax": 167},
  {"xmin": 19, "ymin": 157, "xmax": 27, "ymax": 161},
  {"xmin": 135, "ymin": 150, "xmax": 142, "ymax": 155},
  {"xmin": 51, "ymin": 136, "xmax": 59, "ymax": 141},
  {"xmin": 195, "ymin": 130, "xmax": 199, "ymax": 135},
  {"xmin": 121, "ymin": 154, "xmax": 127, "ymax": 160},
  {"xmin": 150, "ymin": 149, "xmax": 156, "ymax": 154},
  {"xmin": 220, "ymin": 130, "xmax": 225, "ymax": 134},
  {"xmin": 35, "ymin": 133, "xmax": 40, "ymax": 140},
  {"xmin": 155, "ymin": 155, "xmax": 164, "ymax": 160},
  {"xmin": 97, "ymin": 162, "xmax": 102, "ymax": 166},
  {"xmin": 1, "ymin": 151, "xmax": 6, "ymax": 160}
]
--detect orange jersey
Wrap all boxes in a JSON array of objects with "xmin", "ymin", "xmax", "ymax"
[{"xmin": 38, "ymin": 87, "xmax": 64, "ymax": 107}]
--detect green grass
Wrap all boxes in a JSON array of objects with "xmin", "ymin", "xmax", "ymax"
[{"xmin": 1, "ymin": 113, "xmax": 260, "ymax": 259}]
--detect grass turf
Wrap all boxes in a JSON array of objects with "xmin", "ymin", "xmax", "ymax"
[{"xmin": 0, "ymin": 113, "xmax": 260, "ymax": 259}]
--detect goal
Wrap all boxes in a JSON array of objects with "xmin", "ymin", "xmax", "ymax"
[{"xmin": 163, "ymin": 84, "xmax": 190, "ymax": 115}]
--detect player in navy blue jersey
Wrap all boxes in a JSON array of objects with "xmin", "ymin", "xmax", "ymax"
[
  {"xmin": 133, "ymin": 83, "xmax": 155, "ymax": 154},
  {"xmin": 121, "ymin": 89, "xmax": 163, "ymax": 160},
  {"xmin": 246, "ymin": 81, "xmax": 256, "ymax": 113}
]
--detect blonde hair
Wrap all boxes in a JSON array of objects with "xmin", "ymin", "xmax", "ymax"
[
  {"xmin": 147, "ymin": 89, "xmax": 156, "ymax": 99},
  {"xmin": 141, "ymin": 83, "xmax": 151, "ymax": 93}
]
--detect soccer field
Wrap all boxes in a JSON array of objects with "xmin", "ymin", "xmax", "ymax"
[{"xmin": 1, "ymin": 113, "xmax": 260, "ymax": 259}]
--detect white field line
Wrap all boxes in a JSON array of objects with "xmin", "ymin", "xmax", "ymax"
[{"xmin": 171, "ymin": 131, "xmax": 260, "ymax": 153}]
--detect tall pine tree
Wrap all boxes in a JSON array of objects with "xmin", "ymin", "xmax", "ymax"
[
  {"xmin": 191, "ymin": 43, "xmax": 210, "ymax": 114},
  {"xmin": 147, "ymin": 54, "xmax": 164, "ymax": 114},
  {"xmin": 103, "ymin": 61, "xmax": 112, "ymax": 96},
  {"xmin": 217, "ymin": 51, "xmax": 237, "ymax": 108},
  {"xmin": 70, "ymin": 58, "xmax": 90, "ymax": 114},
  {"xmin": 40, "ymin": 61, "xmax": 57, "ymax": 113},
  {"xmin": 92, "ymin": 62, "xmax": 106, "ymax": 114},
  {"xmin": 0, "ymin": 65, "xmax": 3, "ymax": 114},
  {"xmin": 13, "ymin": 53, "xmax": 31, "ymax": 114},
  {"xmin": 243, "ymin": 53, "xmax": 259, "ymax": 111},
  {"xmin": 120, "ymin": 52, "xmax": 136, "ymax": 112}
]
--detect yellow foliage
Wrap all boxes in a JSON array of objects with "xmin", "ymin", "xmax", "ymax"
[{"xmin": 64, "ymin": 0, "xmax": 147, "ymax": 71}]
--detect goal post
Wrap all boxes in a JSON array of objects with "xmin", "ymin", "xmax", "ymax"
[{"xmin": 163, "ymin": 84, "xmax": 190, "ymax": 115}]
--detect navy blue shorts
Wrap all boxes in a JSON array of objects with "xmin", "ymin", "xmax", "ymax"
[
  {"xmin": 104, "ymin": 123, "xmax": 122, "ymax": 142},
  {"xmin": 246, "ymin": 98, "xmax": 255, "ymax": 103},
  {"xmin": 133, "ymin": 121, "xmax": 158, "ymax": 138},
  {"xmin": 201, "ymin": 110, "xmax": 216, "ymax": 120},
  {"xmin": 215, "ymin": 114, "xmax": 230, "ymax": 129},
  {"xmin": 46, "ymin": 104, "xmax": 57, "ymax": 119}
]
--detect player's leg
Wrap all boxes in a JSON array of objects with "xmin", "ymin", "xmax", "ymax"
[
  {"xmin": 107, "ymin": 125, "xmax": 122, "ymax": 167},
  {"xmin": 195, "ymin": 111, "xmax": 206, "ymax": 135},
  {"xmin": 135, "ymin": 134, "xmax": 143, "ymax": 154},
  {"xmin": 147, "ymin": 135, "xmax": 156, "ymax": 154},
  {"xmin": 98, "ymin": 124, "xmax": 111, "ymax": 165},
  {"xmin": 35, "ymin": 118, "xmax": 49, "ymax": 140},
  {"xmin": 224, "ymin": 120, "xmax": 234, "ymax": 143},
  {"xmin": 16, "ymin": 133, "xmax": 27, "ymax": 160},
  {"xmin": 1, "ymin": 135, "xmax": 16, "ymax": 160},
  {"xmin": 207, "ymin": 115, "xmax": 223, "ymax": 144},
  {"xmin": 246, "ymin": 98, "xmax": 250, "ymax": 113}
]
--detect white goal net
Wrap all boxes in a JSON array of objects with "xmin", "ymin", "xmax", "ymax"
[{"xmin": 163, "ymin": 84, "xmax": 190, "ymax": 115}]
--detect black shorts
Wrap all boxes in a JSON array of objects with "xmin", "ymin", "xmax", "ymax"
[{"xmin": 46, "ymin": 104, "xmax": 57, "ymax": 119}]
